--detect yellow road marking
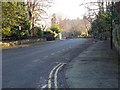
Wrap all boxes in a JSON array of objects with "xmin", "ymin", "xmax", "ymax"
[
  {"xmin": 54, "ymin": 63, "xmax": 66, "ymax": 88},
  {"xmin": 48, "ymin": 63, "xmax": 61, "ymax": 88}
]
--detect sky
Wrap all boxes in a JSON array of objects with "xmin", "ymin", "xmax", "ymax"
[{"xmin": 49, "ymin": 0, "xmax": 97, "ymax": 19}]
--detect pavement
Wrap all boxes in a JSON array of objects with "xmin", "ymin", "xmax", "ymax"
[{"xmin": 65, "ymin": 40, "xmax": 119, "ymax": 88}]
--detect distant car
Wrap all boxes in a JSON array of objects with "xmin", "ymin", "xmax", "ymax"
[
  {"xmin": 63, "ymin": 37, "xmax": 67, "ymax": 39},
  {"xmin": 46, "ymin": 36, "xmax": 56, "ymax": 41}
]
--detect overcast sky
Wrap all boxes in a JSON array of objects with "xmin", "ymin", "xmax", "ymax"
[{"xmin": 49, "ymin": 0, "xmax": 97, "ymax": 19}]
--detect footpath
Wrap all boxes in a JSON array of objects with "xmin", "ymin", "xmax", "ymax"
[{"xmin": 65, "ymin": 40, "xmax": 119, "ymax": 88}]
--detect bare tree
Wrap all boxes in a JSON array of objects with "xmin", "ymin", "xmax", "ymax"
[
  {"xmin": 58, "ymin": 18, "xmax": 90, "ymax": 37},
  {"xmin": 27, "ymin": 0, "xmax": 52, "ymax": 36},
  {"xmin": 51, "ymin": 13, "xmax": 57, "ymax": 26},
  {"xmin": 79, "ymin": 0, "xmax": 107, "ymax": 23}
]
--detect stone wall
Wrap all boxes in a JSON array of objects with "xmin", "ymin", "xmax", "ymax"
[
  {"xmin": 1, "ymin": 38, "xmax": 45, "ymax": 48},
  {"xmin": 113, "ymin": 2, "xmax": 120, "ymax": 55}
]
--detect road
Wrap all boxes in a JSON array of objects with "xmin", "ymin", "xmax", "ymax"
[{"xmin": 3, "ymin": 38, "xmax": 93, "ymax": 88}]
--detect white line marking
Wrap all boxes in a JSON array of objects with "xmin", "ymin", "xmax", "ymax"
[
  {"xmin": 51, "ymin": 53, "xmax": 55, "ymax": 55},
  {"xmin": 48, "ymin": 63, "xmax": 62, "ymax": 88},
  {"xmin": 41, "ymin": 84, "xmax": 47, "ymax": 88},
  {"xmin": 32, "ymin": 59, "xmax": 39, "ymax": 62},
  {"xmin": 54, "ymin": 63, "xmax": 66, "ymax": 88},
  {"xmin": 44, "ymin": 56, "xmax": 48, "ymax": 58}
]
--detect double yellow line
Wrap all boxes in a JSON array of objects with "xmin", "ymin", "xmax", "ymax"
[{"xmin": 48, "ymin": 63, "xmax": 66, "ymax": 88}]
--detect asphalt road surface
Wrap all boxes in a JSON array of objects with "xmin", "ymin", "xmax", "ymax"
[{"xmin": 3, "ymin": 38, "xmax": 93, "ymax": 88}]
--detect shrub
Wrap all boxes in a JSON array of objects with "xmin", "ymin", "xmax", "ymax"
[
  {"xmin": 50, "ymin": 26, "xmax": 61, "ymax": 33},
  {"xmin": 44, "ymin": 30, "xmax": 55, "ymax": 36},
  {"xmin": 2, "ymin": 27, "xmax": 12, "ymax": 38},
  {"xmin": 34, "ymin": 27, "xmax": 43, "ymax": 37},
  {"xmin": 36, "ymin": 27, "xmax": 43, "ymax": 37},
  {"xmin": 44, "ymin": 30, "xmax": 56, "ymax": 41}
]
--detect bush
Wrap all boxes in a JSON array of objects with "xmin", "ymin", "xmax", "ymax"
[
  {"xmin": 11, "ymin": 28, "xmax": 20, "ymax": 39},
  {"xmin": 50, "ymin": 26, "xmax": 61, "ymax": 33},
  {"xmin": 2, "ymin": 27, "xmax": 12, "ymax": 38},
  {"xmin": 44, "ymin": 30, "xmax": 56, "ymax": 41},
  {"xmin": 36, "ymin": 27, "xmax": 43, "ymax": 37},
  {"xmin": 44, "ymin": 30, "xmax": 55, "ymax": 36},
  {"xmin": 34, "ymin": 27, "xmax": 43, "ymax": 37}
]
